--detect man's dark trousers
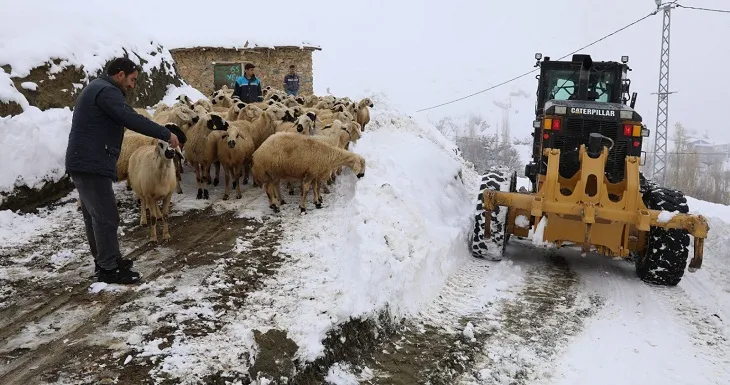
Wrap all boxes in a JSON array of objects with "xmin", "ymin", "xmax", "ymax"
[{"xmin": 71, "ymin": 172, "xmax": 121, "ymax": 270}]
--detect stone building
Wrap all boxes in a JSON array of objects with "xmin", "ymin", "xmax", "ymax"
[{"xmin": 170, "ymin": 45, "xmax": 321, "ymax": 97}]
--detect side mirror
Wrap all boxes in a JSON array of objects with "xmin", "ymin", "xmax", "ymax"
[
  {"xmin": 640, "ymin": 151, "xmax": 647, "ymax": 166},
  {"xmin": 630, "ymin": 92, "xmax": 638, "ymax": 109}
]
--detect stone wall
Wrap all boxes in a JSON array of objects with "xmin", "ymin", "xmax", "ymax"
[{"xmin": 170, "ymin": 46, "xmax": 319, "ymax": 97}]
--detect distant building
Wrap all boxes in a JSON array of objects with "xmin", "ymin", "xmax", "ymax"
[
  {"xmin": 170, "ymin": 43, "xmax": 321, "ymax": 96},
  {"xmin": 686, "ymin": 138, "xmax": 730, "ymax": 171}
]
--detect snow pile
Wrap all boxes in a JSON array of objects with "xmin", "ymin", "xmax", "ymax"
[
  {"xmin": 264, "ymin": 93, "xmax": 481, "ymax": 360},
  {"xmin": 0, "ymin": 69, "xmax": 29, "ymax": 108},
  {"xmin": 0, "ymin": 107, "xmax": 73, "ymax": 196},
  {"xmin": 159, "ymin": 84, "xmax": 209, "ymax": 107}
]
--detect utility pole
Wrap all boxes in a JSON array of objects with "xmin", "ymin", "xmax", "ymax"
[{"xmin": 651, "ymin": 0, "xmax": 678, "ymax": 185}]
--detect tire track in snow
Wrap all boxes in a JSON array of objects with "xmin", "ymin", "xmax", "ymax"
[
  {"xmin": 347, "ymin": 241, "xmax": 598, "ymax": 385},
  {"xmin": 539, "ymin": 244, "xmax": 730, "ymax": 385},
  {"xmin": 456, "ymin": 247, "xmax": 601, "ymax": 385}
]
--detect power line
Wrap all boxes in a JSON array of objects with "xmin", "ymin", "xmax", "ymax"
[
  {"xmin": 415, "ymin": 10, "xmax": 660, "ymax": 113},
  {"xmin": 676, "ymin": 3, "xmax": 730, "ymax": 13}
]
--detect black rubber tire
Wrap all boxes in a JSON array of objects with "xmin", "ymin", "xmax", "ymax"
[
  {"xmin": 471, "ymin": 166, "xmax": 512, "ymax": 261},
  {"xmin": 635, "ymin": 185, "xmax": 691, "ymax": 286}
]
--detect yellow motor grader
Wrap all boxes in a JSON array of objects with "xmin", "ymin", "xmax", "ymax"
[{"xmin": 471, "ymin": 53, "xmax": 709, "ymax": 286}]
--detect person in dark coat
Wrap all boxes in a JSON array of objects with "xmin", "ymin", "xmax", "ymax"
[
  {"xmin": 65, "ymin": 57, "xmax": 180, "ymax": 285},
  {"xmin": 283, "ymin": 65, "xmax": 300, "ymax": 96},
  {"xmin": 233, "ymin": 63, "xmax": 263, "ymax": 103}
]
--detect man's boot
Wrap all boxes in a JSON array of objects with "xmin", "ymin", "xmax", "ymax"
[{"xmin": 97, "ymin": 264, "xmax": 141, "ymax": 285}]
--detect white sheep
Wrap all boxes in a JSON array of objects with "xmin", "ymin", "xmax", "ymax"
[
  {"xmin": 127, "ymin": 139, "xmax": 178, "ymax": 243},
  {"xmin": 215, "ymin": 123, "xmax": 255, "ymax": 200},
  {"xmin": 252, "ymin": 132, "xmax": 366, "ymax": 213}
]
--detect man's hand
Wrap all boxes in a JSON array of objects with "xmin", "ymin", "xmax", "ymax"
[{"xmin": 169, "ymin": 133, "xmax": 180, "ymax": 149}]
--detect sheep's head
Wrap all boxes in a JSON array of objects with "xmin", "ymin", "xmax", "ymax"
[
  {"xmin": 294, "ymin": 115, "xmax": 313, "ymax": 134},
  {"xmin": 350, "ymin": 154, "xmax": 366, "ymax": 179},
  {"xmin": 176, "ymin": 94, "xmax": 193, "ymax": 107},
  {"xmin": 271, "ymin": 94, "xmax": 281, "ymax": 102},
  {"xmin": 306, "ymin": 111, "xmax": 317, "ymax": 123},
  {"xmin": 156, "ymin": 139, "xmax": 176, "ymax": 160},
  {"xmin": 360, "ymin": 98, "xmax": 374, "ymax": 108},
  {"xmin": 207, "ymin": 114, "xmax": 228, "ymax": 131},
  {"xmin": 164, "ymin": 123, "xmax": 187, "ymax": 146},
  {"xmin": 221, "ymin": 126, "xmax": 245, "ymax": 149},
  {"xmin": 295, "ymin": 96, "xmax": 305, "ymax": 105},
  {"xmin": 283, "ymin": 108, "xmax": 296, "ymax": 123}
]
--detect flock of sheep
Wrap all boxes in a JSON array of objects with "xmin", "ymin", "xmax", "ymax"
[{"xmin": 114, "ymin": 84, "xmax": 373, "ymax": 243}]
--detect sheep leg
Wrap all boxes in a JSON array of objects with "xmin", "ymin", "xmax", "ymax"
[
  {"xmin": 161, "ymin": 193, "xmax": 172, "ymax": 242},
  {"xmin": 174, "ymin": 154, "xmax": 183, "ymax": 194},
  {"xmin": 139, "ymin": 197, "xmax": 148, "ymax": 226},
  {"xmin": 299, "ymin": 180, "xmax": 312, "ymax": 214},
  {"xmin": 242, "ymin": 162, "xmax": 250, "ymax": 185},
  {"xmin": 313, "ymin": 180, "xmax": 323, "ymax": 208},
  {"xmin": 222, "ymin": 165, "xmax": 231, "ymax": 201},
  {"xmin": 213, "ymin": 161, "xmax": 221, "ymax": 186},
  {"xmin": 149, "ymin": 198, "xmax": 159, "ymax": 244},
  {"xmin": 276, "ymin": 182, "xmax": 286, "ymax": 205},
  {"xmin": 288, "ymin": 181, "xmax": 295, "ymax": 195},
  {"xmin": 265, "ymin": 183, "xmax": 280, "ymax": 213},
  {"xmin": 194, "ymin": 164, "xmax": 203, "ymax": 199},
  {"xmin": 233, "ymin": 165, "xmax": 243, "ymax": 199},
  {"xmin": 201, "ymin": 162, "xmax": 211, "ymax": 200}
]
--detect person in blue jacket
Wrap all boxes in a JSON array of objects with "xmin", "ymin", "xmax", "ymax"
[
  {"xmin": 65, "ymin": 57, "xmax": 180, "ymax": 285},
  {"xmin": 283, "ymin": 65, "xmax": 300, "ymax": 96},
  {"xmin": 233, "ymin": 63, "xmax": 263, "ymax": 103}
]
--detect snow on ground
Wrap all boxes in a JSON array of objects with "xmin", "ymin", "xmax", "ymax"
[
  {"xmin": 0, "ymin": 107, "xmax": 73, "ymax": 197},
  {"xmin": 529, "ymin": 197, "xmax": 730, "ymax": 385}
]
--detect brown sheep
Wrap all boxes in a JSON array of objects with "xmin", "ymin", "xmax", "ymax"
[
  {"xmin": 356, "ymin": 97, "xmax": 374, "ymax": 131},
  {"xmin": 252, "ymin": 132, "xmax": 366, "ymax": 213},
  {"xmin": 183, "ymin": 113, "xmax": 229, "ymax": 199}
]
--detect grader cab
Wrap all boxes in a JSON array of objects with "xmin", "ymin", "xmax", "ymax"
[{"xmin": 471, "ymin": 53, "xmax": 709, "ymax": 286}]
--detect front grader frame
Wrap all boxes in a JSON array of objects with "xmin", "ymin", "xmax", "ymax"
[{"xmin": 480, "ymin": 144, "xmax": 709, "ymax": 272}]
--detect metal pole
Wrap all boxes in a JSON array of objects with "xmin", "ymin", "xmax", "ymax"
[{"xmin": 651, "ymin": 2, "xmax": 677, "ymax": 185}]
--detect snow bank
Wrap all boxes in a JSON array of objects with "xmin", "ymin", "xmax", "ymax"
[
  {"xmin": 686, "ymin": 196, "xmax": 730, "ymax": 220},
  {"xmin": 0, "ymin": 70, "xmax": 29, "ymax": 108},
  {"xmin": 270, "ymin": 93, "xmax": 481, "ymax": 361},
  {"xmin": 159, "ymin": 84, "xmax": 209, "ymax": 107},
  {"xmin": 0, "ymin": 107, "xmax": 73, "ymax": 196}
]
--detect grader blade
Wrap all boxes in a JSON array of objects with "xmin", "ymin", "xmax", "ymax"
[{"xmin": 481, "ymin": 144, "xmax": 709, "ymax": 267}]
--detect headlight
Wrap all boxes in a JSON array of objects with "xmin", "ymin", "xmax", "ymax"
[
  {"xmin": 641, "ymin": 128, "xmax": 650, "ymax": 137},
  {"xmin": 533, "ymin": 120, "xmax": 541, "ymax": 129},
  {"xmin": 620, "ymin": 110, "xmax": 633, "ymax": 120},
  {"xmin": 554, "ymin": 106, "xmax": 567, "ymax": 115}
]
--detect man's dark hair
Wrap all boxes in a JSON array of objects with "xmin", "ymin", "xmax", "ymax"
[
  {"xmin": 244, "ymin": 63, "xmax": 256, "ymax": 70},
  {"xmin": 106, "ymin": 57, "xmax": 141, "ymax": 76},
  {"xmin": 289, "ymin": 65, "xmax": 295, "ymax": 69}
]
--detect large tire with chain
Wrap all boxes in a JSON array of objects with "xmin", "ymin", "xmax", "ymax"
[
  {"xmin": 635, "ymin": 183, "xmax": 691, "ymax": 286},
  {"xmin": 471, "ymin": 166, "xmax": 515, "ymax": 261}
]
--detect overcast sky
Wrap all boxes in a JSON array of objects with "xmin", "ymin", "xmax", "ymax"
[{"xmin": 2, "ymin": 0, "xmax": 729, "ymax": 144}]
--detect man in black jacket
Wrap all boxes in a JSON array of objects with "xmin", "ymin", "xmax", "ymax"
[
  {"xmin": 233, "ymin": 63, "xmax": 263, "ymax": 103},
  {"xmin": 65, "ymin": 57, "xmax": 180, "ymax": 285}
]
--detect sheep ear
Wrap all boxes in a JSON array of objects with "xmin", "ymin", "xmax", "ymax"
[
  {"xmin": 221, "ymin": 133, "xmax": 228, "ymax": 140},
  {"xmin": 158, "ymin": 142, "xmax": 164, "ymax": 149}
]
